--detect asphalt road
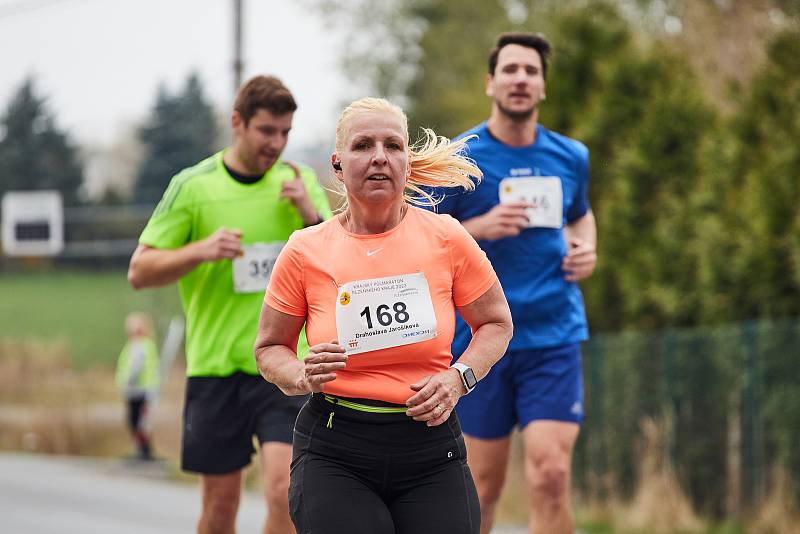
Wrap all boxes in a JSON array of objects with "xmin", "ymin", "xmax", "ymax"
[
  {"xmin": 0, "ymin": 452, "xmax": 527, "ymax": 533},
  {"xmin": 0, "ymin": 452, "xmax": 263, "ymax": 534}
]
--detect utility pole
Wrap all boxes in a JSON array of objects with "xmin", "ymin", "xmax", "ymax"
[{"xmin": 233, "ymin": 0, "xmax": 243, "ymax": 95}]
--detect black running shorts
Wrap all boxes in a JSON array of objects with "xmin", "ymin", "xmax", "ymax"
[{"xmin": 181, "ymin": 372, "xmax": 307, "ymax": 474}]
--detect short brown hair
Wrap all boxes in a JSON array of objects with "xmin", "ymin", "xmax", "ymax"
[
  {"xmin": 488, "ymin": 32, "xmax": 552, "ymax": 80},
  {"xmin": 234, "ymin": 75, "xmax": 297, "ymax": 124}
]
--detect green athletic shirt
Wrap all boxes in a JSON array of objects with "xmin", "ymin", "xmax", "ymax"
[
  {"xmin": 139, "ymin": 150, "xmax": 333, "ymax": 377},
  {"xmin": 115, "ymin": 336, "xmax": 160, "ymax": 390}
]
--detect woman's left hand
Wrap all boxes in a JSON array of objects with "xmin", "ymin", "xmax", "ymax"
[{"xmin": 405, "ymin": 369, "xmax": 465, "ymax": 427}]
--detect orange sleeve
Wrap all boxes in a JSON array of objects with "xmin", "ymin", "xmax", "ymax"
[
  {"xmin": 265, "ymin": 235, "xmax": 308, "ymax": 317},
  {"xmin": 444, "ymin": 215, "xmax": 498, "ymax": 307}
]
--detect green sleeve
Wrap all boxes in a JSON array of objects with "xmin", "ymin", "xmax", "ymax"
[
  {"xmin": 115, "ymin": 343, "xmax": 128, "ymax": 387},
  {"xmin": 300, "ymin": 167, "xmax": 333, "ymax": 220},
  {"xmin": 139, "ymin": 173, "xmax": 195, "ymax": 249}
]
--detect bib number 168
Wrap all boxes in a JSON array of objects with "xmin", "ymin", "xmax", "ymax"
[{"xmin": 360, "ymin": 302, "xmax": 410, "ymax": 329}]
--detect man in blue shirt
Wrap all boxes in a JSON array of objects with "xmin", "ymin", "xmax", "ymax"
[{"xmin": 435, "ymin": 33, "xmax": 597, "ymax": 534}]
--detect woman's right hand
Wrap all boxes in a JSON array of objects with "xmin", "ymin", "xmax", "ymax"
[{"xmin": 298, "ymin": 341, "xmax": 348, "ymax": 393}]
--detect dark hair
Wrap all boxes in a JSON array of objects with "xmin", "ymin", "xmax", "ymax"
[
  {"xmin": 488, "ymin": 32, "xmax": 552, "ymax": 79},
  {"xmin": 234, "ymin": 75, "xmax": 297, "ymax": 124}
]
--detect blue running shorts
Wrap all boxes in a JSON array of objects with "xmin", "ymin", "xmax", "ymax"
[{"xmin": 455, "ymin": 343, "xmax": 584, "ymax": 439}]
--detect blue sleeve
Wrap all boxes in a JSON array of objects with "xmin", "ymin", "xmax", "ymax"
[
  {"xmin": 567, "ymin": 144, "xmax": 590, "ymax": 222},
  {"xmin": 420, "ymin": 186, "xmax": 460, "ymax": 217}
]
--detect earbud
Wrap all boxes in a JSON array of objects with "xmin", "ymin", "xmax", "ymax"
[{"xmin": 332, "ymin": 161, "xmax": 342, "ymax": 171}]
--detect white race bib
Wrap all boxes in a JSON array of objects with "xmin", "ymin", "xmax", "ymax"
[
  {"xmin": 232, "ymin": 242, "xmax": 285, "ymax": 293},
  {"xmin": 499, "ymin": 177, "xmax": 563, "ymax": 228},
  {"xmin": 336, "ymin": 272, "xmax": 437, "ymax": 355}
]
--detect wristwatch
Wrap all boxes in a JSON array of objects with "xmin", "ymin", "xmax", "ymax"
[{"xmin": 451, "ymin": 362, "xmax": 478, "ymax": 394}]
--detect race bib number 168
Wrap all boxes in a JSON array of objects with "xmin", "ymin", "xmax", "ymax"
[{"xmin": 335, "ymin": 272, "xmax": 437, "ymax": 355}]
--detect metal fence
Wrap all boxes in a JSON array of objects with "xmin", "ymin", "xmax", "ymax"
[
  {"xmin": 574, "ymin": 317, "xmax": 800, "ymax": 517},
  {"xmin": 0, "ymin": 202, "xmax": 154, "ymax": 269}
]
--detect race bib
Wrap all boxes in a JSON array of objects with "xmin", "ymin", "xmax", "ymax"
[
  {"xmin": 336, "ymin": 272, "xmax": 437, "ymax": 355},
  {"xmin": 232, "ymin": 242, "xmax": 285, "ymax": 293},
  {"xmin": 499, "ymin": 177, "xmax": 563, "ymax": 228}
]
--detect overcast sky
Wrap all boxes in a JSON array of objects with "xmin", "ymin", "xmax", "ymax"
[{"xmin": 0, "ymin": 0, "xmax": 354, "ymax": 150}]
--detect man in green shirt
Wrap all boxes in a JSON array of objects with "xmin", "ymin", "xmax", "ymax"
[{"xmin": 128, "ymin": 75, "xmax": 332, "ymax": 534}]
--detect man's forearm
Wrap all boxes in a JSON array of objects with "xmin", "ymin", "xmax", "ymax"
[
  {"xmin": 296, "ymin": 198, "xmax": 323, "ymax": 226},
  {"xmin": 564, "ymin": 210, "xmax": 596, "ymax": 245},
  {"xmin": 461, "ymin": 215, "xmax": 487, "ymax": 241},
  {"xmin": 128, "ymin": 244, "xmax": 204, "ymax": 289}
]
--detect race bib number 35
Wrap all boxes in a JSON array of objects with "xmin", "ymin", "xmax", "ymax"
[
  {"xmin": 499, "ymin": 177, "xmax": 563, "ymax": 229},
  {"xmin": 336, "ymin": 272, "xmax": 437, "ymax": 355},
  {"xmin": 232, "ymin": 242, "xmax": 285, "ymax": 293}
]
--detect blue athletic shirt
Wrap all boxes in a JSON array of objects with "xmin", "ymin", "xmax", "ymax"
[{"xmin": 431, "ymin": 122, "xmax": 590, "ymax": 353}]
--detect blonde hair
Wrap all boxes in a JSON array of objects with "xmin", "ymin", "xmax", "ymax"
[{"xmin": 334, "ymin": 97, "xmax": 480, "ymax": 207}]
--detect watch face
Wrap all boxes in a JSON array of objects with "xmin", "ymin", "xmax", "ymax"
[{"xmin": 464, "ymin": 368, "xmax": 478, "ymax": 389}]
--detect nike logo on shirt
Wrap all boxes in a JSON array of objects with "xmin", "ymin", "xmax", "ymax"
[{"xmin": 366, "ymin": 248, "xmax": 383, "ymax": 256}]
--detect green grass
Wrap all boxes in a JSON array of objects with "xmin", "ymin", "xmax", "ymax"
[
  {"xmin": 0, "ymin": 270, "xmax": 182, "ymax": 367},
  {"xmin": 576, "ymin": 521, "xmax": 616, "ymax": 534}
]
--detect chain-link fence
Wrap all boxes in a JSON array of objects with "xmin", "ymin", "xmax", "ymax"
[{"xmin": 574, "ymin": 318, "xmax": 800, "ymax": 518}]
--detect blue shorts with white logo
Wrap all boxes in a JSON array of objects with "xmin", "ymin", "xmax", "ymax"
[{"xmin": 455, "ymin": 343, "xmax": 584, "ymax": 439}]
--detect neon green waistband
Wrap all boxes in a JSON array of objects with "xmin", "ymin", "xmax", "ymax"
[{"xmin": 323, "ymin": 394, "xmax": 407, "ymax": 414}]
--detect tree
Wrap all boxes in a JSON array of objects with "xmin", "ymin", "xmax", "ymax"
[
  {"xmin": 134, "ymin": 72, "xmax": 219, "ymax": 203},
  {"xmin": 0, "ymin": 77, "xmax": 85, "ymax": 204},
  {"xmin": 724, "ymin": 30, "xmax": 800, "ymax": 500},
  {"xmin": 317, "ymin": 0, "xmax": 800, "ymax": 513},
  {"xmin": 724, "ymin": 29, "xmax": 800, "ymax": 320}
]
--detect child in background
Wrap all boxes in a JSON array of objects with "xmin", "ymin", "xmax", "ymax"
[{"xmin": 115, "ymin": 312, "xmax": 159, "ymax": 460}]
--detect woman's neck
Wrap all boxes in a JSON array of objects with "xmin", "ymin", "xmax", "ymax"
[{"xmin": 342, "ymin": 202, "xmax": 408, "ymax": 235}]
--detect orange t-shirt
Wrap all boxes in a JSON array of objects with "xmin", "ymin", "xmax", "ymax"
[{"xmin": 265, "ymin": 206, "xmax": 497, "ymax": 404}]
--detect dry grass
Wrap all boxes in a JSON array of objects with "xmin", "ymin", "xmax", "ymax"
[
  {"xmin": 495, "ymin": 418, "xmax": 707, "ymax": 533},
  {"xmin": 4, "ymin": 340, "xmax": 797, "ymax": 530},
  {"xmin": 0, "ymin": 338, "xmax": 184, "ymax": 460},
  {"xmin": 749, "ymin": 467, "xmax": 800, "ymax": 534},
  {"xmin": 612, "ymin": 418, "xmax": 705, "ymax": 533}
]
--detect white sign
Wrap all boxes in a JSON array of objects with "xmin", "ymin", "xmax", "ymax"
[
  {"xmin": 336, "ymin": 272, "xmax": 437, "ymax": 355},
  {"xmin": 1, "ymin": 190, "xmax": 63, "ymax": 256},
  {"xmin": 499, "ymin": 177, "xmax": 563, "ymax": 229},
  {"xmin": 232, "ymin": 242, "xmax": 285, "ymax": 293}
]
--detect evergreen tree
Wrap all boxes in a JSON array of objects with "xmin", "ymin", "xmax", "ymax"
[
  {"xmin": 315, "ymin": 0, "xmax": 800, "ymax": 512},
  {"xmin": 726, "ymin": 29, "xmax": 800, "ymax": 499},
  {"xmin": 579, "ymin": 49, "xmax": 717, "ymax": 330},
  {"xmin": 726, "ymin": 29, "xmax": 800, "ymax": 319},
  {"xmin": 134, "ymin": 72, "xmax": 219, "ymax": 203},
  {"xmin": 0, "ymin": 77, "xmax": 84, "ymax": 204}
]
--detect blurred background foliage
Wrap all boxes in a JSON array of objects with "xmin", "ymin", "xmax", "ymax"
[
  {"xmin": 0, "ymin": 78, "xmax": 84, "ymax": 205},
  {"xmin": 134, "ymin": 72, "xmax": 219, "ymax": 204},
  {"xmin": 315, "ymin": 0, "xmax": 800, "ymax": 523},
  {"xmin": 315, "ymin": 0, "xmax": 800, "ymax": 329}
]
